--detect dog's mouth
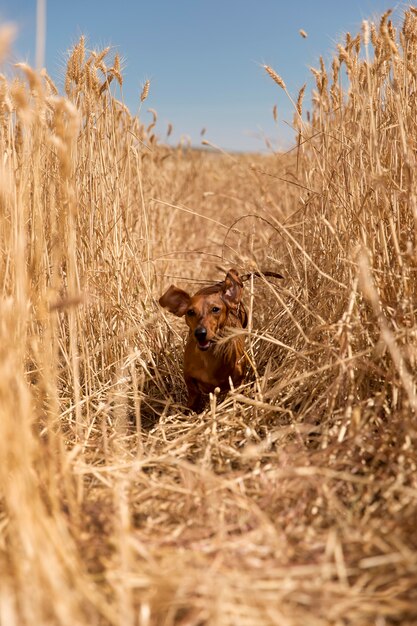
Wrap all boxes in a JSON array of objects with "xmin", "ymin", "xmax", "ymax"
[{"xmin": 197, "ymin": 339, "xmax": 212, "ymax": 351}]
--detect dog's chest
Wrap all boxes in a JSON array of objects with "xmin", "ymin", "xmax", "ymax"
[{"xmin": 184, "ymin": 340, "xmax": 237, "ymax": 389}]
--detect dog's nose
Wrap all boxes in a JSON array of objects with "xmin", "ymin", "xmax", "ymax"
[{"xmin": 194, "ymin": 326, "xmax": 207, "ymax": 341}]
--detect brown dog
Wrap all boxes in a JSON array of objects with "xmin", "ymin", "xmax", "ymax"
[{"xmin": 159, "ymin": 269, "xmax": 247, "ymax": 411}]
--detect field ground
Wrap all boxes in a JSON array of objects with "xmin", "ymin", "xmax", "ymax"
[{"xmin": 1, "ymin": 8, "xmax": 417, "ymax": 626}]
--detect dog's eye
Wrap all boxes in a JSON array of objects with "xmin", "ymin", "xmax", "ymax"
[
  {"xmin": 211, "ymin": 306, "xmax": 221, "ymax": 313},
  {"xmin": 186, "ymin": 309, "xmax": 196, "ymax": 317}
]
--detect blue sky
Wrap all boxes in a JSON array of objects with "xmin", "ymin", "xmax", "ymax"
[{"xmin": 1, "ymin": 0, "xmax": 397, "ymax": 152}]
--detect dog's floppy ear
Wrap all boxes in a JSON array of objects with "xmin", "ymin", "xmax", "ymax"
[
  {"xmin": 159, "ymin": 285, "xmax": 191, "ymax": 317},
  {"xmin": 222, "ymin": 269, "xmax": 243, "ymax": 307}
]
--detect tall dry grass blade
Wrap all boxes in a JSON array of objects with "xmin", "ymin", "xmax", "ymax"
[{"xmin": 35, "ymin": 0, "xmax": 46, "ymax": 70}]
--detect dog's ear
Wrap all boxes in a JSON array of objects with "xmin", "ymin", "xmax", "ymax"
[
  {"xmin": 159, "ymin": 285, "xmax": 191, "ymax": 317},
  {"xmin": 222, "ymin": 269, "xmax": 243, "ymax": 307}
]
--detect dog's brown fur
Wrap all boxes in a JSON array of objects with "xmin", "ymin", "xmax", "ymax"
[{"xmin": 159, "ymin": 269, "xmax": 247, "ymax": 411}]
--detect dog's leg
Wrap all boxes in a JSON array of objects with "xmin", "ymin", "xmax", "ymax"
[{"xmin": 185, "ymin": 376, "xmax": 204, "ymax": 412}]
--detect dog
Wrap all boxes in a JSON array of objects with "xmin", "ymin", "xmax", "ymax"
[{"xmin": 159, "ymin": 269, "xmax": 247, "ymax": 411}]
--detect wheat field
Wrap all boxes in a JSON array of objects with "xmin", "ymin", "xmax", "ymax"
[{"xmin": 1, "ymin": 7, "xmax": 417, "ymax": 626}]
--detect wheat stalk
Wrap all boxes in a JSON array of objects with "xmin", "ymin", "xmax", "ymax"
[
  {"xmin": 263, "ymin": 64, "xmax": 286, "ymax": 89},
  {"xmin": 140, "ymin": 79, "xmax": 150, "ymax": 102}
]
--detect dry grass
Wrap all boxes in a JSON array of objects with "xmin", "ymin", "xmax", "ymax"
[{"xmin": 1, "ymin": 7, "xmax": 417, "ymax": 626}]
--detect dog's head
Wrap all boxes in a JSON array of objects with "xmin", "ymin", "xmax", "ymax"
[{"xmin": 159, "ymin": 269, "xmax": 246, "ymax": 351}]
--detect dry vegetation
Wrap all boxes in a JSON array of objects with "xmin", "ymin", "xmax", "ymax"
[{"xmin": 1, "ymin": 7, "xmax": 417, "ymax": 626}]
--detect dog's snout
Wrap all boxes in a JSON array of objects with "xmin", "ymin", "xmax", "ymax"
[{"xmin": 194, "ymin": 326, "xmax": 207, "ymax": 341}]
